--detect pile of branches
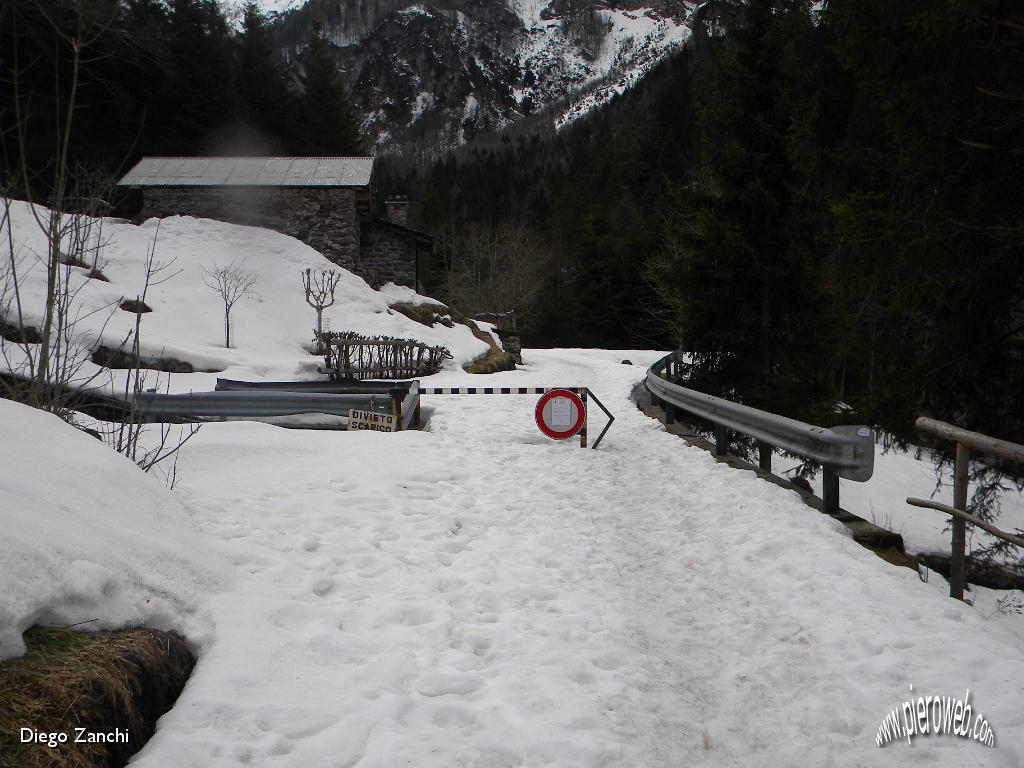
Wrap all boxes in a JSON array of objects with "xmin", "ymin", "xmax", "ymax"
[{"xmin": 319, "ymin": 331, "xmax": 451, "ymax": 380}]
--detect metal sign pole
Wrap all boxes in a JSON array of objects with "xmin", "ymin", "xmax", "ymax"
[{"xmin": 579, "ymin": 389, "xmax": 588, "ymax": 448}]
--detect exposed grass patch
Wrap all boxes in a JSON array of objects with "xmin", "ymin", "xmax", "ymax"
[
  {"xmin": 389, "ymin": 302, "xmax": 452, "ymax": 328},
  {"xmin": 58, "ymin": 253, "xmax": 90, "ymax": 270},
  {"xmin": 91, "ymin": 346, "xmax": 194, "ymax": 373},
  {"xmin": 389, "ymin": 302, "xmax": 516, "ymax": 374},
  {"xmin": 917, "ymin": 554, "xmax": 1024, "ymax": 591},
  {"xmin": 870, "ymin": 546, "xmax": 919, "ymax": 571},
  {"xmin": 0, "ymin": 626, "xmax": 194, "ymax": 768},
  {"xmin": 118, "ymin": 300, "xmax": 151, "ymax": 314},
  {"xmin": 464, "ymin": 344, "xmax": 517, "ymax": 374},
  {"xmin": 0, "ymin": 318, "xmax": 41, "ymax": 345}
]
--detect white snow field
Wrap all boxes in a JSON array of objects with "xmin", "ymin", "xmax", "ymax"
[{"xmin": 2, "ymin": 206, "xmax": 1024, "ymax": 765}]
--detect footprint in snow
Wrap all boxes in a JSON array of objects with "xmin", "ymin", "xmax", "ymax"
[{"xmin": 415, "ymin": 674, "xmax": 485, "ymax": 697}]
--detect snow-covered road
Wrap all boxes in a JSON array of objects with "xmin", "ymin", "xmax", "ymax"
[{"xmin": 132, "ymin": 349, "xmax": 1023, "ymax": 767}]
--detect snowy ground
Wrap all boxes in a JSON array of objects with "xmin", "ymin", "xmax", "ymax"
[
  {"xmin": 3, "ymin": 207, "xmax": 1024, "ymax": 764},
  {"xmin": 4, "ymin": 351, "xmax": 1024, "ymax": 765}
]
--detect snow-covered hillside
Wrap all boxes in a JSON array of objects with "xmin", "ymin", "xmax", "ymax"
[
  {"xmin": 0, "ymin": 201, "xmax": 489, "ymax": 396},
  {"xmin": 3, "ymin": 208, "xmax": 1023, "ymax": 764}
]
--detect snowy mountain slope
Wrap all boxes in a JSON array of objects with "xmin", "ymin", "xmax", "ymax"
[
  {"xmin": 0, "ymin": 201, "xmax": 489, "ymax": 395},
  {"xmin": 271, "ymin": 0, "xmax": 697, "ymax": 155}
]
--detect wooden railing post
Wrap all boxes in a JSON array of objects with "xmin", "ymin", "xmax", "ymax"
[
  {"xmin": 758, "ymin": 442, "xmax": 771, "ymax": 472},
  {"xmin": 950, "ymin": 442, "xmax": 969, "ymax": 600}
]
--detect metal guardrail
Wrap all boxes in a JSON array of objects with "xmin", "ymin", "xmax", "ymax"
[
  {"xmin": 646, "ymin": 351, "xmax": 874, "ymax": 514},
  {"xmin": 909, "ymin": 416, "xmax": 1024, "ymax": 600},
  {"xmin": 137, "ymin": 380, "xmax": 421, "ymax": 431},
  {"xmin": 215, "ymin": 378, "xmax": 417, "ymax": 394}
]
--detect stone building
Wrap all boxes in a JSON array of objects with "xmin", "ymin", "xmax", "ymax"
[{"xmin": 117, "ymin": 156, "xmax": 431, "ymax": 290}]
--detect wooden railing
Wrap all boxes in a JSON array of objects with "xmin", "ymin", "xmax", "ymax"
[
  {"xmin": 317, "ymin": 333, "xmax": 451, "ymax": 380},
  {"xmin": 909, "ymin": 417, "xmax": 1024, "ymax": 600}
]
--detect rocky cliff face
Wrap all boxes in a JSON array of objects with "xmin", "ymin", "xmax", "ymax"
[{"xmin": 271, "ymin": 0, "xmax": 700, "ymax": 157}]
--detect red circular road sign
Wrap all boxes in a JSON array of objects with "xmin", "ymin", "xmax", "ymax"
[{"xmin": 535, "ymin": 389, "xmax": 586, "ymax": 439}]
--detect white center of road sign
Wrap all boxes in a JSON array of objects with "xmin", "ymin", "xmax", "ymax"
[{"xmin": 551, "ymin": 398, "xmax": 572, "ymax": 426}]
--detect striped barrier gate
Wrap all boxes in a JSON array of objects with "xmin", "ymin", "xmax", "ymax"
[{"xmin": 422, "ymin": 386, "xmax": 615, "ymax": 449}]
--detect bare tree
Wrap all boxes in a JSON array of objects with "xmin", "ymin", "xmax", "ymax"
[
  {"xmin": 2, "ymin": 0, "xmax": 121, "ymax": 409},
  {"xmin": 202, "ymin": 261, "xmax": 258, "ymax": 348},
  {"xmin": 0, "ymin": 187, "xmax": 118, "ymax": 416},
  {"xmin": 302, "ymin": 267, "xmax": 341, "ymax": 343},
  {"xmin": 439, "ymin": 220, "xmax": 551, "ymax": 324},
  {"xmin": 106, "ymin": 223, "xmax": 199, "ymax": 486}
]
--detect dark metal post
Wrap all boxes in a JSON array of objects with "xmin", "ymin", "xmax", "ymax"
[
  {"xmin": 823, "ymin": 467, "xmax": 839, "ymax": 516},
  {"xmin": 950, "ymin": 442, "xmax": 969, "ymax": 600},
  {"xmin": 665, "ymin": 403, "xmax": 675, "ymax": 425},
  {"xmin": 715, "ymin": 424, "xmax": 728, "ymax": 456},
  {"xmin": 580, "ymin": 388, "xmax": 588, "ymax": 448},
  {"xmin": 758, "ymin": 442, "xmax": 772, "ymax": 473}
]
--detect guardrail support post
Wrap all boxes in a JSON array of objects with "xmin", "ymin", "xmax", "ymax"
[
  {"xmin": 758, "ymin": 442, "xmax": 771, "ymax": 473},
  {"xmin": 950, "ymin": 442, "xmax": 969, "ymax": 601},
  {"xmin": 665, "ymin": 403, "xmax": 675, "ymax": 425},
  {"xmin": 823, "ymin": 467, "xmax": 839, "ymax": 516},
  {"xmin": 389, "ymin": 387, "xmax": 409, "ymax": 432},
  {"xmin": 715, "ymin": 424, "xmax": 728, "ymax": 456}
]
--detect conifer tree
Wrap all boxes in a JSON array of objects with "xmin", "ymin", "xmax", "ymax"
[
  {"xmin": 236, "ymin": 1, "xmax": 292, "ymax": 152},
  {"xmin": 162, "ymin": 0, "xmax": 240, "ymax": 153},
  {"xmin": 824, "ymin": 0, "xmax": 1024, "ymax": 443},
  {"xmin": 296, "ymin": 26, "xmax": 364, "ymax": 156},
  {"xmin": 651, "ymin": 0, "xmax": 838, "ymax": 422}
]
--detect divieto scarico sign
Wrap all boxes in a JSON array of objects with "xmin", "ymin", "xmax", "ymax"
[{"xmin": 348, "ymin": 409, "xmax": 395, "ymax": 432}]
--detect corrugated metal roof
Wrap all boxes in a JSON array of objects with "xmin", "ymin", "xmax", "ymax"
[{"xmin": 118, "ymin": 157, "xmax": 374, "ymax": 187}]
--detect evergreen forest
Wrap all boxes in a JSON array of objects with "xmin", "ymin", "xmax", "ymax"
[
  {"xmin": 0, "ymin": 0, "xmax": 362, "ymax": 193},
  {"xmin": 383, "ymin": 0, "xmax": 1024, "ymax": 453}
]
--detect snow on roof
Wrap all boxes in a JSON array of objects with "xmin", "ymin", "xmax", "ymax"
[{"xmin": 118, "ymin": 156, "xmax": 375, "ymax": 188}]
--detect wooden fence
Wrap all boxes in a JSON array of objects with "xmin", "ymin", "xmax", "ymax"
[
  {"xmin": 909, "ymin": 417, "xmax": 1024, "ymax": 600},
  {"xmin": 317, "ymin": 332, "xmax": 451, "ymax": 380}
]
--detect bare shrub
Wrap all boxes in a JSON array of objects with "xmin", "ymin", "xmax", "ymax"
[
  {"xmin": 201, "ymin": 261, "xmax": 258, "ymax": 348},
  {"xmin": 437, "ymin": 220, "xmax": 551, "ymax": 325}
]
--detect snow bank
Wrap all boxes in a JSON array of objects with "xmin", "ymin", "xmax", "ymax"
[
  {"xmin": 0, "ymin": 201, "xmax": 489, "ymax": 393},
  {"xmin": 0, "ymin": 398, "xmax": 225, "ymax": 661}
]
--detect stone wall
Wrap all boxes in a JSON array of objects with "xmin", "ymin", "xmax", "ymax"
[
  {"xmin": 358, "ymin": 221, "xmax": 418, "ymax": 289},
  {"xmin": 142, "ymin": 187, "xmax": 362, "ymax": 274}
]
